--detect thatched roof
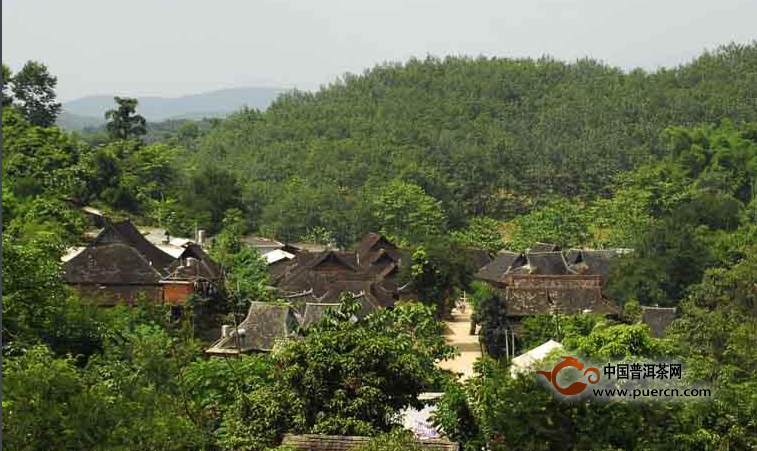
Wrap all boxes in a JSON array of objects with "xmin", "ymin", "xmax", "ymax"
[
  {"xmin": 281, "ymin": 434, "xmax": 459, "ymax": 451},
  {"xmin": 206, "ymin": 302, "xmax": 299, "ymax": 354}
]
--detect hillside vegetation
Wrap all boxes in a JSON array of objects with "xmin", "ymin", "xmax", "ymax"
[{"xmin": 183, "ymin": 43, "xmax": 757, "ymax": 243}]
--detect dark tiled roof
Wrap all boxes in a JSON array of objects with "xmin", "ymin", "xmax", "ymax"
[
  {"xmin": 525, "ymin": 252, "xmax": 569, "ymax": 275},
  {"xmin": 163, "ymin": 244, "xmax": 222, "ymax": 282},
  {"xmin": 206, "ymin": 302, "xmax": 299, "ymax": 354},
  {"xmin": 94, "ymin": 220, "xmax": 175, "ymax": 271},
  {"xmin": 274, "ymin": 233, "xmax": 407, "ymax": 308},
  {"xmin": 64, "ymin": 243, "xmax": 163, "ymax": 285},
  {"xmin": 356, "ymin": 232, "xmax": 397, "ymax": 257},
  {"xmin": 574, "ymin": 250, "xmax": 619, "ymax": 279},
  {"xmin": 468, "ymin": 249, "xmax": 493, "ymax": 271},
  {"xmin": 282, "ymin": 434, "xmax": 459, "ymax": 451},
  {"xmin": 641, "ymin": 307, "xmax": 677, "ymax": 337},
  {"xmin": 529, "ymin": 242, "xmax": 561, "ymax": 253},
  {"xmin": 302, "ymin": 302, "xmax": 340, "ymax": 327},
  {"xmin": 474, "ymin": 251, "xmax": 526, "ymax": 284},
  {"xmin": 299, "ymin": 295, "xmax": 377, "ymax": 327}
]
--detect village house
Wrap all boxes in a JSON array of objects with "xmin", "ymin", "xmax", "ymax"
[
  {"xmin": 206, "ymin": 302, "xmax": 300, "ymax": 355},
  {"xmin": 280, "ymin": 434, "xmax": 459, "ymax": 451},
  {"xmin": 205, "ymin": 233, "xmax": 413, "ymax": 355},
  {"xmin": 63, "ymin": 219, "xmax": 221, "ymax": 306},
  {"xmin": 272, "ymin": 233, "xmax": 412, "ymax": 307},
  {"xmin": 474, "ymin": 246, "xmax": 624, "ymax": 326}
]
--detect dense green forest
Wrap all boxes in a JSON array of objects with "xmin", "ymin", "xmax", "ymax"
[{"xmin": 2, "ymin": 43, "xmax": 757, "ymax": 450}]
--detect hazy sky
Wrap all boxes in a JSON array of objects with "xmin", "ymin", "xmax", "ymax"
[{"xmin": 3, "ymin": 0, "xmax": 756, "ymax": 101}]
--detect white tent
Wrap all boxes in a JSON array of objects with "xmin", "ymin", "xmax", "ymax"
[{"xmin": 510, "ymin": 339, "xmax": 563, "ymax": 378}]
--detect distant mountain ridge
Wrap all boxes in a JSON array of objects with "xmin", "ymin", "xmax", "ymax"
[{"xmin": 61, "ymin": 87, "xmax": 285, "ymax": 126}]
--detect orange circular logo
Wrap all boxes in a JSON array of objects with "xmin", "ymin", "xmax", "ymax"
[{"xmin": 536, "ymin": 356, "xmax": 600, "ymax": 395}]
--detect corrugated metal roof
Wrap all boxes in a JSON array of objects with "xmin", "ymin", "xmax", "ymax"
[{"xmin": 264, "ymin": 249, "xmax": 295, "ymax": 264}]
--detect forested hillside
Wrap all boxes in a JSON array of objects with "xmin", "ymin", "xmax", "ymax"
[{"xmin": 182, "ymin": 43, "xmax": 757, "ymax": 243}]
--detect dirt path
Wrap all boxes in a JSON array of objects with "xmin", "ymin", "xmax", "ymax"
[{"xmin": 436, "ymin": 308, "xmax": 481, "ymax": 380}]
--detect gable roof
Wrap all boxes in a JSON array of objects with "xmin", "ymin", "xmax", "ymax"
[
  {"xmin": 641, "ymin": 306, "xmax": 677, "ymax": 337},
  {"xmin": 274, "ymin": 233, "xmax": 407, "ymax": 310},
  {"xmin": 356, "ymin": 232, "xmax": 398, "ymax": 258},
  {"xmin": 281, "ymin": 434, "xmax": 459, "ymax": 451},
  {"xmin": 94, "ymin": 220, "xmax": 175, "ymax": 271},
  {"xmin": 206, "ymin": 302, "xmax": 299, "ymax": 354},
  {"xmin": 162, "ymin": 243, "xmax": 223, "ymax": 282},
  {"xmin": 573, "ymin": 250, "xmax": 619, "ymax": 279},
  {"xmin": 64, "ymin": 243, "xmax": 163, "ymax": 285},
  {"xmin": 474, "ymin": 251, "xmax": 526, "ymax": 285},
  {"xmin": 468, "ymin": 249, "xmax": 494, "ymax": 271},
  {"xmin": 524, "ymin": 252, "xmax": 569, "ymax": 275},
  {"xmin": 310, "ymin": 251, "xmax": 360, "ymax": 271}
]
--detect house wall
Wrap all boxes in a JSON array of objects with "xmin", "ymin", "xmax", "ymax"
[
  {"xmin": 505, "ymin": 274, "xmax": 601, "ymax": 290},
  {"xmin": 72, "ymin": 284, "xmax": 163, "ymax": 306},
  {"xmin": 163, "ymin": 283, "xmax": 195, "ymax": 305}
]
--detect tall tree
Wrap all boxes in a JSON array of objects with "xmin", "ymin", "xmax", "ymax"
[
  {"xmin": 10, "ymin": 61, "xmax": 62, "ymax": 127},
  {"xmin": 105, "ymin": 96, "xmax": 147, "ymax": 141},
  {"xmin": 2, "ymin": 63, "xmax": 13, "ymax": 107}
]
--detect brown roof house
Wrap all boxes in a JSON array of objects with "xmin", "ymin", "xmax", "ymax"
[
  {"xmin": 281, "ymin": 434, "xmax": 459, "ymax": 451},
  {"xmin": 206, "ymin": 302, "xmax": 300, "ymax": 355},
  {"xmin": 64, "ymin": 219, "xmax": 222, "ymax": 306},
  {"xmin": 206, "ymin": 233, "xmax": 413, "ymax": 355},
  {"xmin": 273, "ymin": 233, "xmax": 412, "ymax": 310},
  {"xmin": 161, "ymin": 243, "xmax": 223, "ymax": 305},
  {"xmin": 64, "ymin": 219, "xmax": 174, "ymax": 305},
  {"xmin": 474, "ymin": 246, "xmax": 624, "ymax": 323}
]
